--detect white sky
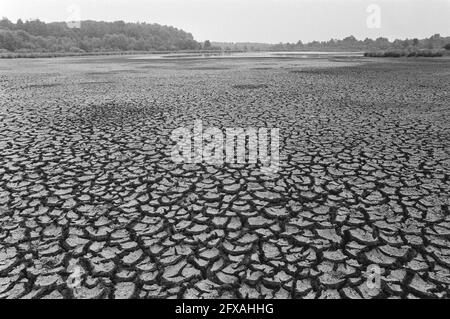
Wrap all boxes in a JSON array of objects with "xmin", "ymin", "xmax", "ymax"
[{"xmin": 1, "ymin": 0, "xmax": 449, "ymax": 43}]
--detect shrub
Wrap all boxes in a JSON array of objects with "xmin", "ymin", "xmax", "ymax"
[{"xmin": 364, "ymin": 49, "xmax": 443, "ymax": 58}]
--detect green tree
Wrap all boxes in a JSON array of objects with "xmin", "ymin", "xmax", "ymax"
[
  {"xmin": 203, "ymin": 40, "xmax": 211, "ymax": 49},
  {"xmin": 0, "ymin": 19, "xmax": 201, "ymax": 52}
]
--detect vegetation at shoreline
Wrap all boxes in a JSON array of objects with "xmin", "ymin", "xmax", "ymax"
[
  {"xmin": 1, "ymin": 17, "xmax": 449, "ymax": 59},
  {"xmin": 364, "ymin": 50, "xmax": 447, "ymax": 58},
  {"xmin": 215, "ymin": 34, "xmax": 450, "ymax": 53},
  {"xmin": 0, "ymin": 18, "xmax": 203, "ymax": 54},
  {"xmin": 0, "ymin": 49, "xmax": 235, "ymax": 59}
]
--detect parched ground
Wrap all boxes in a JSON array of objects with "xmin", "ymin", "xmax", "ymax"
[{"xmin": 0, "ymin": 56, "xmax": 449, "ymax": 299}]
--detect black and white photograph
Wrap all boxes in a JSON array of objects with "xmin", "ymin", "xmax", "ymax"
[{"xmin": 0, "ymin": 0, "xmax": 449, "ymax": 306}]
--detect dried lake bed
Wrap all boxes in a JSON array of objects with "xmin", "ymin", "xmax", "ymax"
[{"xmin": 0, "ymin": 55, "xmax": 449, "ymax": 299}]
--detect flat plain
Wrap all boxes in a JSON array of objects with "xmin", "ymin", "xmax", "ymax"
[{"xmin": 0, "ymin": 55, "xmax": 449, "ymax": 299}]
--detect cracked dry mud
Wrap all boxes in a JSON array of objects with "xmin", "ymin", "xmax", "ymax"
[{"xmin": 0, "ymin": 56, "xmax": 449, "ymax": 299}]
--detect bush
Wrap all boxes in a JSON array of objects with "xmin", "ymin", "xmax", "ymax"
[
  {"xmin": 384, "ymin": 51, "xmax": 403, "ymax": 57},
  {"xmin": 364, "ymin": 49, "xmax": 443, "ymax": 58},
  {"xmin": 416, "ymin": 50, "xmax": 443, "ymax": 57}
]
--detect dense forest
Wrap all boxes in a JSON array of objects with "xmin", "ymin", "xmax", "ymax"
[{"xmin": 0, "ymin": 18, "xmax": 202, "ymax": 53}]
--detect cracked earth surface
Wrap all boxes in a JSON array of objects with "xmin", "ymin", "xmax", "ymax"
[{"xmin": 0, "ymin": 56, "xmax": 449, "ymax": 299}]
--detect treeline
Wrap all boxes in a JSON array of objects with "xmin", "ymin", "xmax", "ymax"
[
  {"xmin": 1, "ymin": 18, "xmax": 449, "ymax": 56},
  {"xmin": 0, "ymin": 18, "xmax": 202, "ymax": 53},
  {"xmin": 215, "ymin": 35, "xmax": 450, "ymax": 52},
  {"xmin": 212, "ymin": 42, "xmax": 273, "ymax": 52}
]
